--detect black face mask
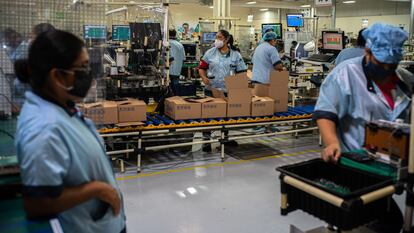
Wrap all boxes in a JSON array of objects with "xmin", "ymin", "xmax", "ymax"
[
  {"xmin": 365, "ymin": 60, "xmax": 397, "ymax": 81},
  {"xmin": 59, "ymin": 67, "xmax": 93, "ymax": 98}
]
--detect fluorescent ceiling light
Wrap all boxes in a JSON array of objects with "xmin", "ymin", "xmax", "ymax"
[
  {"xmin": 209, "ymin": 6, "xmax": 214, "ymax": 8},
  {"xmin": 105, "ymin": 6, "xmax": 128, "ymax": 15},
  {"xmin": 300, "ymin": 4, "xmax": 311, "ymax": 7},
  {"xmin": 259, "ymin": 8, "xmax": 269, "ymax": 11},
  {"xmin": 343, "ymin": 0, "xmax": 356, "ymax": 3},
  {"xmin": 246, "ymin": 1, "xmax": 256, "ymax": 4}
]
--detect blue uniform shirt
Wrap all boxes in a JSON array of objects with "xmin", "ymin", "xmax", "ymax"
[
  {"xmin": 335, "ymin": 47, "xmax": 365, "ymax": 66},
  {"xmin": 314, "ymin": 57, "xmax": 411, "ymax": 152},
  {"xmin": 201, "ymin": 47, "xmax": 247, "ymax": 91},
  {"xmin": 15, "ymin": 91, "xmax": 126, "ymax": 233},
  {"xmin": 251, "ymin": 42, "xmax": 281, "ymax": 84},
  {"xmin": 170, "ymin": 40, "xmax": 185, "ymax": 76}
]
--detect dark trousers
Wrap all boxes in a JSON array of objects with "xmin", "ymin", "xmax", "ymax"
[
  {"xmin": 203, "ymin": 89, "xmax": 229, "ymax": 146},
  {"xmin": 366, "ymin": 198, "xmax": 403, "ymax": 233},
  {"xmin": 170, "ymin": 75, "xmax": 180, "ymax": 96}
]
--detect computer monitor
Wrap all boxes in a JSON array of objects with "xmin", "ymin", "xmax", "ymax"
[
  {"xmin": 201, "ymin": 32, "xmax": 217, "ymax": 44},
  {"xmin": 183, "ymin": 43, "xmax": 197, "ymax": 58},
  {"xmin": 112, "ymin": 25, "xmax": 130, "ymax": 41},
  {"xmin": 287, "ymin": 14, "xmax": 304, "ymax": 27},
  {"xmin": 322, "ymin": 31, "xmax": 345, "ymax": 54},
  {"xmin": 84, "ymin": 25, "xmax": 107, "ymax": 40},
  {"xmin": 261, "ymin": 23, "xmax": 283, "ymax": 40}
]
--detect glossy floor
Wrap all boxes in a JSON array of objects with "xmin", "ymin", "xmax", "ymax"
[{"xmin": 116, "ymin": 134, "xmax": 405, "ymax": 233}]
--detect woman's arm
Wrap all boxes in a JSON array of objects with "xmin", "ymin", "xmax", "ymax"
[
  {"xmin": 317, "ymin": 119, "xmax": 341, "ymax": 163},
  {"xmin": 198, "ymin": 68, "xmax": 210, "ymax": 85},
  {"xmin": 24, "ymin": 181, "xmax": 120, "ymax": 219}
]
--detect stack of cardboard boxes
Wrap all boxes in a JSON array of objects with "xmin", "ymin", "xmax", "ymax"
[
  {"xmin": 79, "ymin": 98, "xmax": 147, "ymax": 125},
  {"xmin": 164, "ymin": 71, "xmax": 289, "ymax": 120},
  {"xmin": 252, "ymin": 70, "xmax": 289, "ymax": 113},
  {"xmin": 211, "ymin": 73, "xmax": 252, "ymax": 117},
  {"xmin": 164, "ymin": 72, "xmax": 289, "ymax": 120}
]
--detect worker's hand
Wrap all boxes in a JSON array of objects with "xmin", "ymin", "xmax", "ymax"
[
  {"xmin": 201, "ymin": 77, "xmax": 210, "ymax": 86},
  {"xmin": 94, "ymin": 182, "xmax": 121, "ymax": 216},
  {"xmin": 322, "ymin": 143, "xmax": 341, "ymax": 163}
]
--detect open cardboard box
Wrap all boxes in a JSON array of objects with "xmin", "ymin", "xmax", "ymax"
[
  {"xmin": 186, "ymin": 97, "xmax": 227, "ymax": 119},
  {"xmin": 78, "ymin": 101, "xmax": 118, "ymax": 125},
  {"xmin": 164, "ymin": 96, "xmax": 201, "ymax": 120},
  {"xmin": 251, "ymin": 96, "xmax": 275, "ymax": 117},
  {"xmin": 116, "ymin": 98, "xmax": 147, "ymax": 123},
  {"xmin": 252, "ymin": 70, "xmax": 289, "ymax": 112},
  {"xmin": 212, "ymin": 72, "xmax": 252, "ymax": 117}
]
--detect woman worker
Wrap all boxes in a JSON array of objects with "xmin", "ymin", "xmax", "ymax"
[
  {"xmin": 14, "ymin": 30, "xmax": 126, "ymax": 233},
  {"xmin": 314, "ymin": 23, "xmax": 411, "ymax": 233},
  {"xmin": 198, "ymin": 29, "xmax": 247, "ymax": 152}
]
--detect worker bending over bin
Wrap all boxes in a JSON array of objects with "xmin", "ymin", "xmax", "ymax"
[{"xmin": 314, "ymin": 23, "xmax": 412, "ymax": 233}]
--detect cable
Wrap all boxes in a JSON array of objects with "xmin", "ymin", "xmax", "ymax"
[
  {"xmin": 0, "ymin": 129, "xmax": 14, "ymax": 139},
  {"xmin": 0, "ymin": 93, "xmax": 20, "ymax": 113}
]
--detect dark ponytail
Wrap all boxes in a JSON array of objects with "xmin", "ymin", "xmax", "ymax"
[
  {"xmin": 218, "ymin": 29, "xmax": 240, "ymax": 52},
  {"xmin": 14, "ymin": 29, "xmax": 85, "ymax": 89},
  {"xmin": 14, "ymin": 59, "xmax": 31, "ymax": 84}
]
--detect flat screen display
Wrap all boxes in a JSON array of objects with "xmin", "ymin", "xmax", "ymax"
[
  {"xmin": 322, "ymin": 32, "xmax": 344, "ymax": 51},
  {"xmin": 84, "ymin": 25, "xmax": 106, "ymax": 39},
  {"xmin": 261, "ymin": 23, "xmax": 283, "ymax": 40},
  {"xmin": 287, "ymin": 14, "xmax": 304, "ymax": 27},
  {"xmin": 112, "ymin": 25, "xmax": 130, "ymax": 41}
]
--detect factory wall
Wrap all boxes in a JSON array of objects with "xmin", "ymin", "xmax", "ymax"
[{"xmin": 168, "ymin": 4, "xmax": 251, "ymax": 29}]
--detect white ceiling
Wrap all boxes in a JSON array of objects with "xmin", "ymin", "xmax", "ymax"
[{"xmin": 106, "ymin": 0, "xmax": 411, "ymax": 10}]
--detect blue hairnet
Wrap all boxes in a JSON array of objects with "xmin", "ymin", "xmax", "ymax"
[
  {"xmin": 362, "ymin": 23, "xmax": 408, "ymax": 64},
  {"xmin": 263, "ymin": 31, "xmax": 277, "ymax": 41}
]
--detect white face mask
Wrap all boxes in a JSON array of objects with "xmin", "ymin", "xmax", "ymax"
[{"xmin": 214, "ymin": 39, "xmax": 224, "ymax": 48}]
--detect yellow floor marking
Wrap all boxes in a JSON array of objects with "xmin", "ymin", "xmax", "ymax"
[{"xmin": 116, "ymin": 149, "xmax": 320, "ymax": 181}]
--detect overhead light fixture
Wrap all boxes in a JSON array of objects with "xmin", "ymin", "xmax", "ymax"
[
  {"xmin": 246, "ymin": 1, "xmax": 256, "ymax": 4},
  {"xmin": 247, "ymin": 14, "xmax": 253, "ymax": 22},
  {"xmin": 260, "ymin": 8, "xmax": 268, "ymax": 11},
  {"xmin": 105, "ymin": 6, "xmax": 128, "ymax": 15},
  {"xmin": 209, "ymin": 5, "xmax": 214, "ymax": 8},
  {"xmin": 300, "ymin": 4, "xmax": 311, "ymax": 7},
  {"xmin": 343, "ymin": 0, "xmax": 356, "ymax": 3}
]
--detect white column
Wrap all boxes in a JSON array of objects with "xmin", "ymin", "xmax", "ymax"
[
  {"xmin": 331, "ymin": 0, "xmax": 336, "ymax": 29},
  {"xmin": 213, "ymin": 0, "xmax": 231, "ymax": 30},
  {"xmin": 278, "ymin": 9, "xmax": 282, "ymax": 23}
]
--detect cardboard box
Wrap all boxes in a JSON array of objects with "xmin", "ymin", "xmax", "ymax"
[
  {"xmin": 227, "ymin": 102, "xmax": 251, "ymax": 117},
  {"xmin": 252, "ymin": 70, "xmax": 289, "ymax": 112},
  {"xmin": 224, "ymin": 73, "xmax": 250, "ymax": 89},
  {"xmin": 188, "ymin": 97, "xmax": 227, "ymax": 119},
  {"xmin": 251, "ymin": 96, "xmax": 275, "ymax": 117},
  {"xmin": 164, "ymin": 96, "xmax": 201, "ymax": 120},
  {"xmin": 79, "ymin": 101, "xmax": 118, "ymax": 125},
  {"xmin": 202, "ymin": 98, "xmax": 227, "ymax": 119},
  {"xmin": 116, "ymin": 98, "xmax": 147, "ymax": 123},
  {"xmin": 211, "ymin": 72, "xmax": 253, "ymax": 118},
  {"xmin": 211, "ymin": 89, "xmax": 252, "ymax": 118}
]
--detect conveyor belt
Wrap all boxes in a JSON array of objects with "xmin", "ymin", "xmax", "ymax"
[{"xmin": 99, "ymin": 106, "xmax": 314, "ymax": 134}]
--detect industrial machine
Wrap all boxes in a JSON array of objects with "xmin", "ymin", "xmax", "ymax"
[{"xmin": 103, "ymin": 22, "xmax": 166, "ymax": 102}]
